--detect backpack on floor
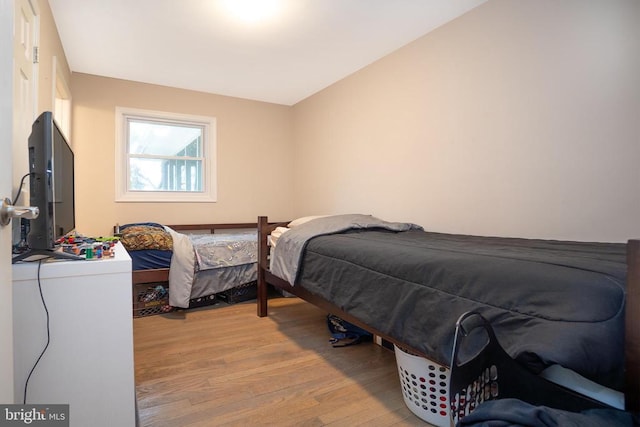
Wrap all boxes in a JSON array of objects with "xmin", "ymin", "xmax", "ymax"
[{"xmin": 327, "ymin": 314, "xmax": 373, "ymax": 347}]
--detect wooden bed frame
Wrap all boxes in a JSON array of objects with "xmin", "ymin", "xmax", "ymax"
[
  {"xmin": 255, "ymin": 216, "xmax": 640, "ymax": 412},
  {"xmin": 129, "ymin": 222, "xmax": 257, "ymax": 286}
]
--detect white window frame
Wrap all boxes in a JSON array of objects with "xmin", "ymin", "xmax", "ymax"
[{"xmin": 115, "ymin": 107, "xmax": 217, "ymax": 203}]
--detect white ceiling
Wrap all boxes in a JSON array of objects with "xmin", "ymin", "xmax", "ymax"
[{"xmin": 49, "ymin": 0, "xmax": 486, "ymax": 106}]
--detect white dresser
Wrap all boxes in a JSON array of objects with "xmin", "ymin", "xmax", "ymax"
[{"xmin": 12, "ymin": 242, "xmax": 136, "ymax": 427}]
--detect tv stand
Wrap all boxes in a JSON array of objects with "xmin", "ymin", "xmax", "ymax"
[{"xmin": 11, "ymin": 248, "xmax": 84, "ymax": 263}]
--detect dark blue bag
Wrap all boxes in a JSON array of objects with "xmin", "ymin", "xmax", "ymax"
[{"xmin": 327, "ymin": 314, "xmax": 373, "ymax": 347}]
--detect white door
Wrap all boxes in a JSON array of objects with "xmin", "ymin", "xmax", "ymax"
[
  {"xmin": 0, "ymin": 0, "xmax": 39, "ymax": 403},
  {"xmin": 13, "ymin": 0, "xmax": 38, "ymax": 188}
]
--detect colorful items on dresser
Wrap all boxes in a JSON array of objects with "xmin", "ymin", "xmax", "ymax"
[{"xmin": 57, "ymin": 231, "xmax": 119, "ymax": 259}]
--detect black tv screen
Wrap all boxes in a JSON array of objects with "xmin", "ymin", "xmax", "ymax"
[{"xmin": 27, "ymin": 111, "xmax": 76, "ymax": 251}]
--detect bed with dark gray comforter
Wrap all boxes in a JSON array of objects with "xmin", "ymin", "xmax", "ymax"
[{"xmin": 267, "ymin": 214, "xmax": 627, "ymax": 392}]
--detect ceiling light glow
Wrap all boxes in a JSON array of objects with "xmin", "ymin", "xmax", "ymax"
[{"xmin": 222, "ymin": 0, "xmax": 282, "ymax": 24}]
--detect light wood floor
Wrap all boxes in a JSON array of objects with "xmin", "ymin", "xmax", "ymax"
[{"xmin": 133, "ymin": 297, "xmax": 431, "ymax": 426}]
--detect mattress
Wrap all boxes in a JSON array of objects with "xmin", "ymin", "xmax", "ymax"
[
  {"xmin": 120, "ymin": 222, "xmax": 174, "ymax": 271},
  {"xmin": 129, "ymin": 249, "xmax": 172, "ymax": 271},
  {"xmin": 292, "ymin": 228, "xmax": 626, "ymax": 391}
]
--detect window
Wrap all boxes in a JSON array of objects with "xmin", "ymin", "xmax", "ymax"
[{"xmin": 115, "ymin": 107, "xmax": 217, "ymax": 202}]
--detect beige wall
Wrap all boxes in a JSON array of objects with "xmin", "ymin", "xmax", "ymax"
[
  {"xmin": 71, "ymin": 74, "xmax": 294, "ymax": 237},
  {"xmin": 65, "ymin": 0, "xmax": 640, "ymax": 241},
  {"xmin": 292, "ymin": 0, "xmax": 640, "ymax": 242}
]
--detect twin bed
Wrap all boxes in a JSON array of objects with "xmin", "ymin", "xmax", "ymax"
[
  {"xmin": 255, "ymin": 214, "xmax": 639, "ymax": 421},
  {"xmin": 121, "ymin": 222, "xmax": 258, "ymax": 312}
]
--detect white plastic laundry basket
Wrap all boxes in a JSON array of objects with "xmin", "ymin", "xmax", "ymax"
[{"xmin": 394, "ymin": 345, "xmax": 451, "ymax": 427}]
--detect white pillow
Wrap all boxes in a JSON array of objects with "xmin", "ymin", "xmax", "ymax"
[
  {"xmin": 268, "ymin": 226, "xmax": 289, "ymax": 248},
  {"xmin": 287, "ymin": 215, "xmax": 329, "ymax": 228}
]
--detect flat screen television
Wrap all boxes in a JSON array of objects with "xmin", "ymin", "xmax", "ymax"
[{"xmin": 12, "ymin": 111, "xmax": 81, "ymax": 262}]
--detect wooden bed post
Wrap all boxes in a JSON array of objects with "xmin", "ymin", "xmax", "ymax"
[
  {"xmin": 626, "ymin": 239, "xmax": 640, "ymax": 411},
  {"xmin": 257, "ymin": 216, "xmax": 269, "ymax": 317},
  {"xmin": 256, "ymin": 216, "xmax": 293, "ymax": 317}
]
